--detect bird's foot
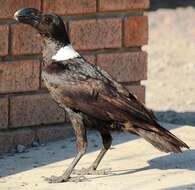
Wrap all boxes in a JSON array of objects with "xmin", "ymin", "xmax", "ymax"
[
  {"xmin": 44, "ymin": 175, "xmax": 88, "ymax": 183},
  {"xmin": 44, "ymin": 175, "xmax": 67, "ymax": 183},
  {"xmin": 72, "ymin": 167, "xmax": 112, "ymax": 175}
]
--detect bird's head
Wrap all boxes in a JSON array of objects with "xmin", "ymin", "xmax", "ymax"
[{"xmin": 14, "ymin": 8, "xmax": 70, "ymax": 45}]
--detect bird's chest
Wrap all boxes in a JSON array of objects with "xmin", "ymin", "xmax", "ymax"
[{"xmin": 41, "ymin": 70, "xmax": 76, "ymax": 109}]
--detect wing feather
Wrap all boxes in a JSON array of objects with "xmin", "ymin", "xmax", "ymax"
[{"xmin": 43, "ymin": 57, "xmax": 157, "ymax": 124}]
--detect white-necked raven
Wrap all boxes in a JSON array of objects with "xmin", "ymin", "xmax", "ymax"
[{"xmin": 14, "ymin": 8, "xmax": 189, "ymax": 183}]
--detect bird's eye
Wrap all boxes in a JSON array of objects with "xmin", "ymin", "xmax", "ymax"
[{"xmin": 44, "ymin": 17, "xmax": 52, "ymax": 24}]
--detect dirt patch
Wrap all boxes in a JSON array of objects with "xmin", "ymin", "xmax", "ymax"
[{"xmin": 143, "ymin": 7, "xmax": 195, "ymax": 125}]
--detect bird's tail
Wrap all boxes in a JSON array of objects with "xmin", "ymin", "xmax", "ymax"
[{"xmin": 123, "ymin": 122, "xmax": 189, "ymax": 153}]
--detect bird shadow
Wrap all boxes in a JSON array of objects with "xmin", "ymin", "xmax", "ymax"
[
  {"xmin": 90, "ymin": 149, "xmax": 195, "ymax": 181},
  {"xmin": 154, "ymin": 110, "xmax": 195, "ymax": 126},
  {"xmin": 164, "ymin": 183, "xmax": 195, "ymax": 190}
]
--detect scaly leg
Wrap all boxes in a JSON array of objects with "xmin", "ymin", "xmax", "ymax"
[
  {"xmin": 73, "ymin": 130, "xmax": 112, "ymax": 175},
  {"xmin": 46, "ymin": 109, "xmax": 87, "ymax": 183}
]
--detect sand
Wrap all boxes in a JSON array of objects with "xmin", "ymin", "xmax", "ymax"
[
  {"xmin": 143, "ymin": 7, "xmax": 195, "ymax": 125},
  {"xmin": 0, "ymin": 123, "xmax": 194, "ymax": 190}
]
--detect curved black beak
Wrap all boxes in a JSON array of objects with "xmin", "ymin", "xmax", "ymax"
[{"xmin": 14, "ymin": 8, "xmax": 42, "ymax": 25}]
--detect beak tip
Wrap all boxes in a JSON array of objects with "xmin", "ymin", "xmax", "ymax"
[
  {"xmin": 13, "ymin": 8, "xmax": 41, "ymax": 24},
  {"xmin": 13, "ymin": 10, "xmax": 19, "ymax": 21}
]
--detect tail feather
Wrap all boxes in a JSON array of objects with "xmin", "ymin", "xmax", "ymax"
[{"xmin": 124, "ymin": 122, "xmax": 189, "ymax": 153}]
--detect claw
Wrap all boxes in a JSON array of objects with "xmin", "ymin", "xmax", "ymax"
[
  {"xmin": 44, "ymin": 175, "xmax": 88, "ymax": 183},
  {"xmin": 69, "ymin": 175, "xmax": 89, "ymax": 183},
  {"xmin": 44, "ymin": 175, "xmax": 67, "ymax": 183}
]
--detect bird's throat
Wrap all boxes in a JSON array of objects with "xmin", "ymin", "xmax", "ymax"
[
  {"xmin": 42, "ymin": 38, "xmax": 80, "ymax": 65},
  {"xmin": 42, "ymin": 38, "xmax": 63, "ymax": 64},
  {"xmin": 52, "ymin": 45, "xmax": 80, "ymax": 61}
]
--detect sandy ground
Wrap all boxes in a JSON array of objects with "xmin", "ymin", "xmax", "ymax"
[
  {"xmin": 0, "ymin": 123, "xmax": 194, "ymax": 190},
  {"xmin": 143, "ymin": 7, "xmax": 195, "ymax": 125}
]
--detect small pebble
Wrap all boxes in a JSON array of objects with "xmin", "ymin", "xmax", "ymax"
[
  {"xmin": 16, "ymin": 145, "xmax": 26, "ymax": 153},
  {"xmin": 61, "ymin": 145, "xmax": 66, "ymax": 149},
  {"xmin": 20, "ymin": 156, "xmax": 30, "ymax": 159},
  {"xmin": 21, "ymin": 182, "xmax": 28, "ymax": 186},
  {"xmin": 32, "ymin": 141, "xmax": 39, "ymax": 147},
  {"xmin": 70, "ymin": 137, "xmax": 76, "ymax": 142},
  {"xmin": 93, "ymin": 144, "xmax": 98, "ymax": 148}
]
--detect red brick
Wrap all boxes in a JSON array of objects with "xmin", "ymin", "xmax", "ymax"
[
  {"xmin": 36, "ymin": 124, "xmax": 73, "ymax": 143},
  {"xmin": 0, "ymin": 25, "xmax": 9, "ymax": 56},
  {"xmin": 0, "ymin": 132, "xmax": 13, "ymax": 153},
  {"xmin": 99, "ymin": 0, "xmax": 149, "ymax": 12},
  {"xmin": 43, "ymin": 0, "xmax": 96, "ymax": 15},
  {"xmin": 126, "ymin": 85, "xmax": 145, "ymax": 103},
  {"xmin": 124, "ymin": 16, "xmax": 148, "ymax": 47},
  {"xmin": 97, "ymin": 51, "xmax": 147, "ymax": 82},
  {"xmin": 0, "ymin": 0, "xmax": 41, "ymax": 19},
  {"xmin": 70, "ymin": 18, "xmax": 122, "ymax": 51},
  {"xmin": 10, "ymin": 93, "xmax": 65, "ymax": 128},
  {"xmin": 83, "ymin": 54, "xmax": 96, "ymax": 64},
  {"xmin": 12, "ymin": 129, "xmax": 35, "ymax": 146},
  {"xmin": 0, "ymin": 98, "xmax": 8, "ymax": 129},
  {"xmin": 0, "ymin": 60, "xmax": 40, "ymax": 93},
  {"xmin": 11, "ymin": 24, "xmax": 41, "ymax": 55},
  {"xmin": 0, "ymin": 129, "xmax": 35, "ymax": 153}
]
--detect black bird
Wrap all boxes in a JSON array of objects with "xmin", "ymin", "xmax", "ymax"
[{"xmin": 14, "ymin": 8, "xmax": 189, "ymax": 183}]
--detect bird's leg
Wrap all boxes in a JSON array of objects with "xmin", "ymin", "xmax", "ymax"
[
  {"xmin": 88, "ymin": 131, "xmax": 112, "ymax": 172},
  {"xmin": 46, "ymin": 111, "xmax": 87, "ymax": 183},
  {"xmin": 73, "ymin": 130, "xmax": 112, "ymax": 175}
]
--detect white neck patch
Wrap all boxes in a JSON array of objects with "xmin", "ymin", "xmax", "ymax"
[{"xmin": 52, "ymin": 45, "xmax": 80, "ymax": 61}]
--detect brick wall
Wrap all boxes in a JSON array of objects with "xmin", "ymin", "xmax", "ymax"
[{"xmin": 0, "ymin": 0, "xmax": 149, "ymax": 153}]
